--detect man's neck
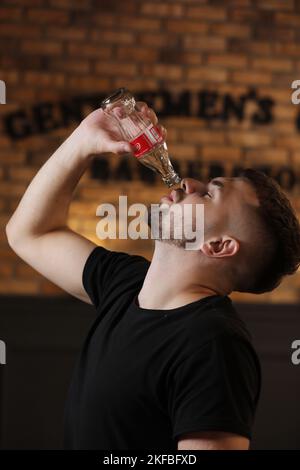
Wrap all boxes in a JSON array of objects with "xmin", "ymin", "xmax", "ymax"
[{"xmin": 137, "ymin": 242, "xmax": 229, "ymax": 310}]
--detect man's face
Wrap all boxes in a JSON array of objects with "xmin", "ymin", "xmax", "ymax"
[{"xmin": 149, "ymin": 176, "xmax": 260, "ymax": 249}]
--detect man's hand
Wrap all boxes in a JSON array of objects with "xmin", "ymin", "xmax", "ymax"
[{"xmin": 72, "ymin": 101, "xmax": 167, "ymax": 159}]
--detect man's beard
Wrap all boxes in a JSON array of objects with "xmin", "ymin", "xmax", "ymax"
[{"xmin": 145, "ymin": 203, "xmax": 197, "ymax": 249}]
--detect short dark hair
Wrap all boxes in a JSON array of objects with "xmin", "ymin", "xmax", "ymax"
[{"xmin": 236, "ymin": 168, "xmax": 300, "ymax": 294}]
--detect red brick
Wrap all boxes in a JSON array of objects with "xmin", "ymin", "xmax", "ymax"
[
  {"xmin": 275, "ymin": 12, "xmax": 300, "ymax": 27},
  {"xmin": 0, "ymin": 135, "xmax": 16, "ymax": 149},
  {"xmin": 211, "ymin": 23, "xmax": 251, "ymax": 38},
  {"xmin": 0, "ymin": 150, "xmax": 26, "ymax": 165},
  {"xmin": 0, "ymin": 7, "xmax": 22, "ymax": 21},
  {"xmin": 180, "ymin": 52, "xmax": 203, "ymax": 65},
  {"xmin": 91, "ymin": 13, "xmax": 115, "ymax": 27},
  {"xmin": 228, "ymin": 0, "xmax": 252, "ymax": 5},
  {"xmin": 69, "ymin": 201, "xmax": 101, "ymax": 217},
  {"xmin": 46, "ymin": 27, "xmax": 86, "ymax": 41},
  {"xmin": 167, "ymin": 143, "xmax": 197, "ymax": 159},
  {"xmin": 49, "ymin": 0, "xmax": 92, "ymax": 9},
  {"xmin": 0, "ymin": 247, "xmax": 19, "ymax": 261},
  {"xmin": 184, "ymin": 35, "xmax": 226, "ymax": 51},
  {"xmin": 230, "ymin": 8, "xmax": 259, "ymax": 22},
  {"xmin": 24, "ymin": 71, "xmax": 65, "ymax": 87},
  {"xmin": 274, "ymin": 135, "xmax": 300, "ymax": 149},
  {"xmin": 15, "ymin": 263, "xmax": 43, "ymax": 280},
  {"xmin": 230, "ymin": 40, "xmax": 272, "ymax": 56},
  {"xmin": 181, "ymin": 130, "xmax": 226, "ymax": 145},
  {"xmin": 245, "ymin": 148, "xmax": 289, "ymax": 164},
  {"xmin": 202, "ymin": 146, "xmax": 241, "ymax": 161},
  {"xmin": 68, "ymin": 43, "xmax": 111, "ymax": 59},
  {"xmin": 0, "ymin": 182, "xmax": 28, "ymax": 197},
  {"xmin": 0, "ymin": 23, "xmax": 41, "ymax": 38},
  {"xmin": 113, "ymin": 77, "xmax": 158, "ymax": 91},
  {"xmin": 9, "ymin": 167, "xmax": 38, "ymax": 181},
  {"xmin": 142, "ymin": 64, "xmax": 183, "ymax": 80},
  {"xmin": 10, "ymin": 88, "xmax": 36, "ymax": 103},
  {"xmin": 119, "ymin": 16, "xmax": 161, "ymax": 31},
  {"xmin": 187, "ymin": 66, "xmax": 228, "ymax": 82},
  {"xmin": 141, "ymin": 3, "xmax": 184, "ymax": 17},
  {"xmin": 27, "ymin": 8, "xmax": 69, "ymax": 25},
  {"xmin": 256, "ymin": 25, "xmax": 294, "ymax": 42},
  {"xmin": 95, "ymin": 62, "xmax": 138, "ymax": 77},
  {"xmin": 49, "ymin": 58, "xmax": 90, "ymax": 74},
  {"xmin": 259, "ymin": 0, "xmax": 294, "ymax": 9},
  {"xmin": 228, "ymin": 131, "xmax": 272, "ymax": 147},
  {"xmin": 274, "ymin": 43, "xmax": 300, "ymax": 56},
  {"xmin": 273, "ymin": 105, "xmax": 296, "ymax": 120},
  {"xmin": 186, "ymin": 6, "xmax": 226, "ymax": 21},
  {"xmin": 39, "ymin": 280, "xmax": 66, "ymax": 295},
  {"xmin": 139, "ymin": 33, "xmax": 174, "ymax": 47},
  {"xmin": 252, "ymin": 58, "xmax": 292, "ymax": 72},
  {"xmin": 1, "ymin": 0, "xmax": 44, "ymax": 5},
  {"xmin": 21, "ymin": 40, "xmax": 62, "ymax": 56},
  {"xmin": 67, "ymin": 76, "xmax": 110, "ymax": 91},
  {"xmin": 166, "ymin": 19, "xmax": 208, "ymax": 34},
  {"xmin": 91, "ymin": 30, "xmax": 134, "ymax": 44},
  {"xmin": 232, "ymin": 71, "xmax": 272, "ymax": 85},
  {"xmin": 0, "ymin": 199, "xmax": 6, "ymax": 213},
  {"xmin": 207, "ymin": 53, "xmax": 247, "ymax": 69},
  {"xmin": 116, "ymin": 46, "xmax": 158, "ymax": 63},
  {"xmin": 0, "ymin": 260, "xmax": 13, "ymax": 278},
  {"xmin": 0, "ymin": 280, "xmax": 40, "ymax": 295}
]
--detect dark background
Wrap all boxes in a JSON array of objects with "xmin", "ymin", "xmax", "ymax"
[{"xmin": 0, "ymin": 296, "xmax": 299, "ymax": 450}]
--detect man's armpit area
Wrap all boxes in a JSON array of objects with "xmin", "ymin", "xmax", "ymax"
[{"xmin": 177, "ymin": 431, "xmax": 250, "ymax": 450}]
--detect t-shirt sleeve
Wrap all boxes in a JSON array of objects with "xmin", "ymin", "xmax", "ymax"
[
  {"xmin": 82, "ymin": 245, "xmax": 150, "ymax": 309},
  {"xmin": 168, "ymin": 333, "xmax": 261, "ymax": 443}
]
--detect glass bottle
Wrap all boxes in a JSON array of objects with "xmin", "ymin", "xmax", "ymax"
[{"xmin": 100, "ymin": 87, "xmax": 181, "ymax": 187}]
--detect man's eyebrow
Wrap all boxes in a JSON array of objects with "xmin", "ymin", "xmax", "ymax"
[{"xmin": 209, "ymin": 179, "xmax": 225, "ymax": 189}]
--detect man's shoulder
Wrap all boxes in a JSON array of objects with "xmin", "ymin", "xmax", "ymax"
[
  {"xmin": 82, "ymin": 245, "xmax": 151, "ymax": 308},
  {"xmin": 183, "ymin": 295, "xmax": 254, "ymax": 350},
  {"xmin": 175, "ymin": 296, "xmax": 261, "ymax": 388}
]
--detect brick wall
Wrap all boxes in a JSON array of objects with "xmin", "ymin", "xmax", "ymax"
[{"xmin": 0, "ymin": 0, "xmax": 300, "ymax": 303}]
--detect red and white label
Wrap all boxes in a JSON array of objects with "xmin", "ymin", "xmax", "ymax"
[{"xmin": 130, "ymin": 124, "xmax": 164, "ymax": 158}]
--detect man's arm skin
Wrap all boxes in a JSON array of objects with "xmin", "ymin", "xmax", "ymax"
[
  {"xmin": 6, "ymin": 128, "xmax": 99, "ymax": 304},
  {"xmin": 6, "ymin": 104, "xmax": 162, "ymax": 304},
  {"xmin": 177, "ymin": 431, "xmax": 249, "ymax": 450}
]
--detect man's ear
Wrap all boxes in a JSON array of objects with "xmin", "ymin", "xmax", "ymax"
[{"xmin": 201, "ymin": 236, "xmax": 239, "ymax": 258}]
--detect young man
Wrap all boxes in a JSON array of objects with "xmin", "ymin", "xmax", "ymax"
[{"xmin": 6, "ymin": 103, "xmax": 300, "ymax": 450}]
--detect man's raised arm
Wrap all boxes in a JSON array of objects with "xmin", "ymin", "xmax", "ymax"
[{"xmin": 5, "ymin": 106, "xmax": 145, "ymax": 304}]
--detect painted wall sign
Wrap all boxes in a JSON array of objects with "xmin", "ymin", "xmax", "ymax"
[
  {"xmin": 1, "ymin": 88, "xmax": 299, "ymax": 190},
  {"xmin": 1, "ymin": 88, "xmax": 276, "ymax": 140}
]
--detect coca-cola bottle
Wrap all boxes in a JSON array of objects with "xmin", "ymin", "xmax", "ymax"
[{"xmin": 100, "ymin": 87, "xmax": 181, "ymax": 187}]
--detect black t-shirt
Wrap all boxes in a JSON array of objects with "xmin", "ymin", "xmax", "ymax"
[{"xmin": 63, "ymin": 246, "xmax": 261, "ymax": 450}]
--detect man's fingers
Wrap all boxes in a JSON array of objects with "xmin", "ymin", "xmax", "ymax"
[
  {"xmin": 157, "ymin": 124, "xmax": 167, "ymax": 140},
  {"xmin": 136, "ymin": 101, "xmax": 158, "ymax": 126},
  {"xmin": 109, "ymin": 140, "xmax": 133, "ymax": 155},
  {"xmin": 147, "ymin": 108, "xmax": 158, "ymax": 125},
  {"xmin": 135, "ymin": 101, "xmax": 148, "ymax": 112}
]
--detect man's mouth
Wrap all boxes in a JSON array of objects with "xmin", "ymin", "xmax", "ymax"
[
  {"xmin": 170, "ymin": 188, "xmax": 184, "ymax": 203},
  {"xmin": 160, "ymin": 188, "xmax": 184, "ymax": 204}
]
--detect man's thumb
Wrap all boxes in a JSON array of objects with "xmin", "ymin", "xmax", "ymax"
[{"xmin": 111, "ymin": 141, "xmax": 133, "ymax": 154}]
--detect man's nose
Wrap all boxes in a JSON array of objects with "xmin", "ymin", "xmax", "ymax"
[{"xmin": 180, "ymin": 177, "xmax": 206, "ymax": 194}]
